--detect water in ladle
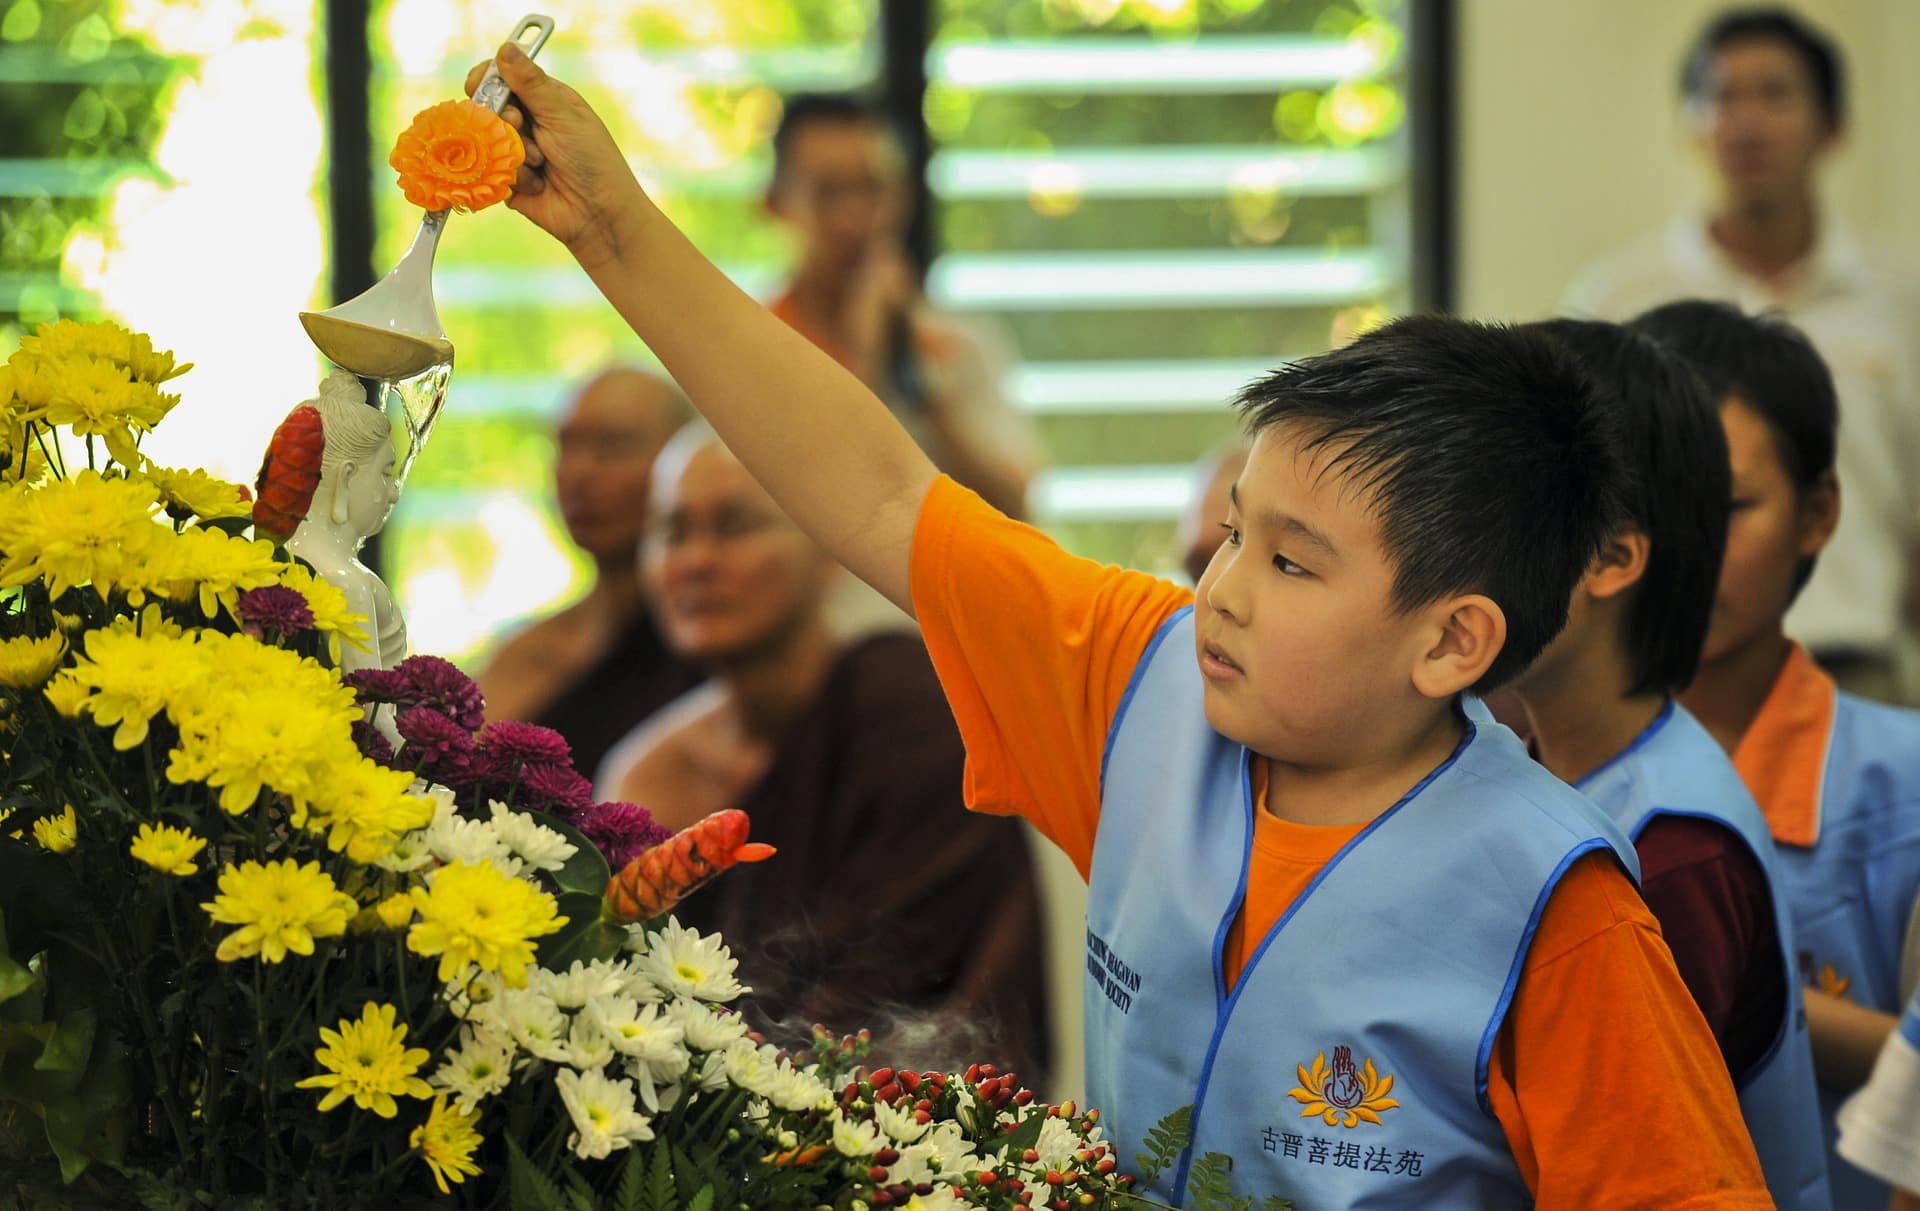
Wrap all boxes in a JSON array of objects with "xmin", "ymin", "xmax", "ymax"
[{"xmin": 300, "ymin": 314, "xmax": 454, "ymax": 382}]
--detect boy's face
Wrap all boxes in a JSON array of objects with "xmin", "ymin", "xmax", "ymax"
[
  {"xmin": 1700, "ymin": 398, "xmax": 1835, "ymax": 665},
  {"xmin": 1193, "ymin": 426, "xmax": 1440, "ymax": 766}
]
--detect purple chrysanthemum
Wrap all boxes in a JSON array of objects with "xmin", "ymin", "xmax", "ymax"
[
  {"xmin": 235, "ymin": 585, "xmax": 315, "ymax": 640},
  {"xmin": 394, "ymin": 655, "xmax": 486, "ymax": 730},
  {"xmin": 476, "ymin": 720, "xmax": 573, "ymax": 769},
  {"xmin": 517, "ymin": 761, "xmax": 593, "ymax": 813},
  {"xmin": 343, "ymin": 666, "xmax": 410, "ymax": 702},
  {"xmin": 394, "ymin": 706, "xmax": 475, "ymax": 781},
  {"xmin": 351, "ymin": 716, "xmax": 395, "ymax": 766},
  {"xmin": 569, "ymin": 801, "xmax": 671, "ymax": 871}
]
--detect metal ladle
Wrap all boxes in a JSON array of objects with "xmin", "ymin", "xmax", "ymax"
[{"xmin": 299, "ymin": 14, "xmax": 554, "ymax": 380}]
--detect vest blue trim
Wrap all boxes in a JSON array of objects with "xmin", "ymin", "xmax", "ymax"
[
  {"xmin": 1209, "ymin": 749, "xmax": 1254, "ymax": 1004},
  {"xmin": 1477, "ymin": 837, "xmax": 1615, "ymax": 1114},
  {"xmin": 1171, "ymin": 724, "xmax": 1479, "ymax": 1204},
  {"xmin": 1100, "ymin": 604, "xmax": 1193, "ymax": 798},
  {"xmin": 1574, "ymin": 699, "xmax": 1677, "ymax": 793}
]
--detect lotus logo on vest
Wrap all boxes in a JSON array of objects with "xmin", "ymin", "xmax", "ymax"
[{"xmin": 1288, "ymin": 1046, "xmax": 1400, "ymax": 1129}]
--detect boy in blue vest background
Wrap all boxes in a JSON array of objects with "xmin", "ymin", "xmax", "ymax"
[
  {"xmin": 1635, "ymin": 299, "xmax": 1920, "ymax": 1209},
  {"xmin": 469, "ymin": 44, "xmax": 1773, "ymax": 1209},
  {"xmin": 1507, "ymin": 319, "xmax": 1828, "ymax": 1209}
]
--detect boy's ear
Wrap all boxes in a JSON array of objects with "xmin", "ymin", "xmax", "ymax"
[
  {"xmin": 1411, "ymin": 594, "xmax": 1505, "ymax": 700},
  {"xmin": 1798, "ymin": 469, "xmax": 1841, "ymax": 557},
  {"xmin": 1585, "ymin": 531, "xmax": 1651, "ymax": 602}
]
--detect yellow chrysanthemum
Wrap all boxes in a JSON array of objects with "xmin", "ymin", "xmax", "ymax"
[
  {"xmin": 167, "ymin": 678, "xmax": 362, "ymax": 814},
  {"xmin": 0, "ymin": 633, "xmax": 66, "ymax": 688},
  {"xmin": 32, "ymin": 805, "xmax": 75, "ymax": 854},
  {"xmin": 15, "ymin": 318, "xmax": 188, "ymax": 385},
  {"xmin": 30, "ymin": 805, "xmax": 76, "ymax": 853},
  {"xmin": 293, "ymin": 1001, "xmax": 433, "ymax": 1118},
  {"xmin": 300, "ymin": 757, "xmax": 433, "ymax": 863},
  {"xmin": 407, "ymin": 862, "xmax": 569, "ymax": 987},
  {"xmin": 138, "ymin": 464, "xmax": 251, "ymax": 521},
  {"xmin": 201, "ymin": 858, "xmax": 357, "ymax": 963},
  {"xmin": 42, "ymin": 671, "xmax": 88, "ymax": 718},
  {"xmin": 0, "ymin": 470, "xmax": 166, "ymax": 600},
  {"xmin": 410, "ymin": 1095, "xmax": 484, "ymax": 1193},
  {"xmin": 129, "ymin": 822, "xmax": 207, "ymax": 876},
  {"xmin": 32, "ymin": 354, "xmax": 176, "ymax": 447},
  {"xmin": 275, "ymin": 560, "xmax": 370, "ymax": 657},
  {"xmin": 62, "ymin": 625, "xmax": 204, "ymax": 749},
  {"xmin": 153, "ymin": 526, "xmax": 283, "ymax": 618}
]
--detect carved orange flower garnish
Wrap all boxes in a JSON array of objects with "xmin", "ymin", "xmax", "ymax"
[{"xmin": 388, "ymin": 100, "xmax": 525, "ymax": 213}]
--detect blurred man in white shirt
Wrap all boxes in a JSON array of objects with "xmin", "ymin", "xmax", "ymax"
[{"xmin": 1564, "ymin": 7, "xmax": 1920, "ymax": 702}]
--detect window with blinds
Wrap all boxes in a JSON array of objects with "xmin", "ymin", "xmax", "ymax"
[
  {"xmin": 375, "ymin": 0, "xmax": 879, "ymax": 659},
  {"xmin": 926, "ymin": 0, "xmax": 1415, "ymax": 575}
]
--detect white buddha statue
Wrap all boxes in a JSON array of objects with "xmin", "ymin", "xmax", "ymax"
[{"xmin": 285, "ymin": 371, "xmax": 409, "ymax": 674}]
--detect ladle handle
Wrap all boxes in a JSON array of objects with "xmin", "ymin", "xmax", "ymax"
[{"xmin": 472, "ymin": 14, "xmax": 554, "ymax": 115}]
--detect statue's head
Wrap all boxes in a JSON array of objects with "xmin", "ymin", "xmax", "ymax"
[{"xmin": 310, "ymin": 371, "xmax": 399, "ymax": 542}]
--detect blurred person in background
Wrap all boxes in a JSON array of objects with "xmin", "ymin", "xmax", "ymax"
[
  {"xmin": 1564, "ymin": 6, "xmax": 1920, "ymax": 704},
  {"xmin": 476, "ymin": 366, "xmax": 697, "ymax": 781},
  {"xmin": 600, "ymin": 424, "xmax": 1051, "ymax": 1079},
  {"xmin": 766, "ymin": 93, "xmax": 1038, "ymax": 520},
  {"xmin": 1174, "ymin": 437, "xmax": 1249, "ymax": 585}
]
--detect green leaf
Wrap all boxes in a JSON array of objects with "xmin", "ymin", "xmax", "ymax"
[
  {"xmin": 1133, "ymin": 1104, "xmax": 1193, "ymax": 1187},
  {"xmin": 507, "ymin": 1136, "xmax": 572, "ymax": 1211},
  {"xmin": 684, "ymin": 1189, "xmax": 713, "ymax": 1211},
  {"xmin": 615, "ymin": 1148, "xmax": 648, "ymax": 1211},
  {"xmin": 0, "ymin": 951, "xmax": 38, "ymax": 1005},
  {"xmin": 1258, "ymin": 1197, "xmax": 1294, "ymax": 1211},
  {"xmin": 537, "ymin": 895, "xmax": 627, "ymax": 971},
  {"xmin": 1184, "ymin": 1153, "xmax": 1247, "ymax": 1211},
  {"xmin": 642, "ymin": 1146, "xmax": 676, "ymax": 1211},
  {"xmin": 542, "ymin": 813, "xmax": 612, "ymax": 898},
  {"xmin": 34, "ymin": 1007, "xmax": 94, "ymax": 1073}
]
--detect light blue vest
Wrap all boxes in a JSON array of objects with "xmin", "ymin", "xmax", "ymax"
[
  {"xmin": 1087, "ymin": 610, "xmax": 1638, "ymax": 1209},
  {"xmin": 1768, "ymin": 689, "xmax": 1920, "ymax": 1209},
  {"xmin": 1576, "ymin": 700, "xmax": 1831, "ymax": 1211}
]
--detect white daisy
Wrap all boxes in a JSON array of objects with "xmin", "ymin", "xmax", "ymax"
[
  {"xmin": 763, "ymin": 1062, "xmax": 831, "ymax": 1113},
  {"xmin": 872, "ymin": 1099, "xmax": 929, "ymax": 1144},
  {"xmin": 539, "ymin": 959, "xmax": 626, "ymax": 1010},
  {"xmin": 832, "ymin": 1112, "xmax": 883, "ymax": 1158},
  {"xmin": 1033, "ymin": 1114, "xmax": 1081, "ymax": 1168},
  {"xmin": 634, "ymin": 918, "xmax": 747, "ymax": 1003},
  {"xmin": 373, "ymin": 830, "xmax": 435, "ymax": 872},
  {"xmin": 565, "ymin": 1013, "xmax": 616, "ymax": 1072},
  {"xmin": 498, "ymin": 986, "xmax": 570, "ymax": 1063},
  {"xmin": 431, "ymin": 1026, "xmax": 515, "ymax": 1112},
  {"xmin": 721, "ymin": 1039, "xmax": 783, "ymax": 1098},
  {"xmin": 920, "ymin": 1121, "xmax": 978, "ymax": 1176},
  {"xmin": 487, "ymin": 799, "xmax": 578, "ymax": 871},
  {"xmin": 554, "ymin": 1067, "xmax": 654, "ymax": 1160},
  {"xmin": 664, "ymin": 999, "xmax": 749, "ymax": 1052},
  {"xmin": 424, "ymin": 810, "xmax": 514, "ymax": 869}
]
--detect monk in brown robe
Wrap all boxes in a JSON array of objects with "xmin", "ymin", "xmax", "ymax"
[
  {"xmin": 601, "ymin": 426, "xmax": 1050, "ymax": 1079},
  {"xmin": 476, "ymin": 367, "xmax": 698, "ymax": 781}
]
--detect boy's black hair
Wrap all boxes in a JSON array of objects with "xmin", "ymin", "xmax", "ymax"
[
  {"xmin": 1234, "ymin": 315, "xmax": 1626, "ymax": 692},
  {"xmin": 1532, "ymin": 319, "xmax": 1728, "ymax": 696},
  {"xmin": 1629, "ymin": 299, "xmax": 1838, "ymax": 600},
  {"xmin": 771, "ymin": 93, "xmax": 884, "ymax": 183},
  {"xmin": 1681, "ymin": 6, "xmax": 1846, "ymax": 127}
]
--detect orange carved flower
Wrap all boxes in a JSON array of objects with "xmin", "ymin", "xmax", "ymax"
[{"xmin": 388, "ymin": 100, "xmax": 525, "ymax": 213}]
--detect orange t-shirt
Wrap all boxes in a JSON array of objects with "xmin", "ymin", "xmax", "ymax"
[{"xmin": 910, "ymin": 476, "xmax": 1769, "ymax": 1209}]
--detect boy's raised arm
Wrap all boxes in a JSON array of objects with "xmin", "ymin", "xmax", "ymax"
[{"xmin": 468, "ymin": 44, "xmax": 938, "ymax": 614}]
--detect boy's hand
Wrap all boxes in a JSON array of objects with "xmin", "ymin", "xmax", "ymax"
[{"xmin": 463, "ymin": 43, "xmax": 646, "ymax": 271}]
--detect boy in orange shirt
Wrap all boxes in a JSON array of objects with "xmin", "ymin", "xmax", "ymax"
[{"xmin": 468, "ymin": 45, "xmax": 1770, "ymax": 1209}]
